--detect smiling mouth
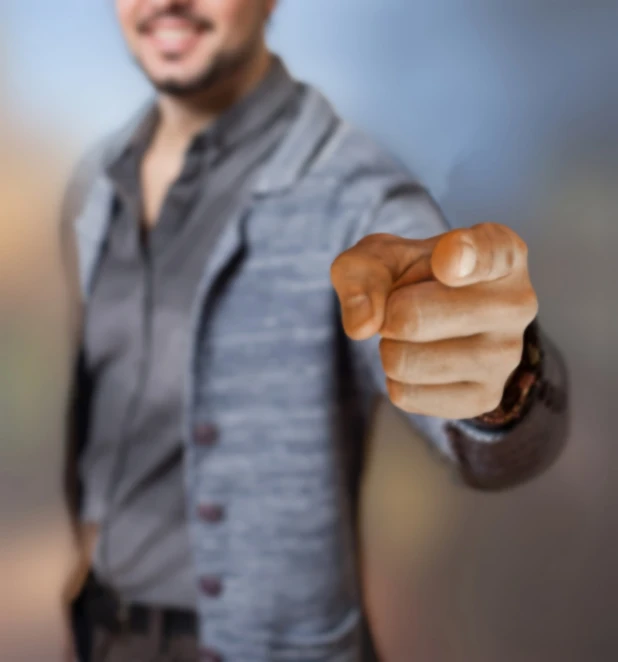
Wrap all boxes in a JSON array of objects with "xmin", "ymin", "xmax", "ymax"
[{"xmin": 139, "ymin": 15, "xmax": 212, "ymax": 57}]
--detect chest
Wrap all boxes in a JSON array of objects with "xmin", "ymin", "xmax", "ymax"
[
  {"xmin": 140, "ymin": 145, "xmax": 186, "ymax": 229},
  {"xmin": 80, "ymin": 179, "xmax": 347, "ymax": 369}
]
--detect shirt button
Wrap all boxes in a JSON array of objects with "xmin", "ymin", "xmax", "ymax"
[
  {"xmin": 200, "ymin": 649, "xmax": 223, "ymax": 662},
  {"xmin": 195, "ymin": 424, "xmax": 218, "ymax": 446},
  {"xmin": 200, "ymin": 576, "xmax": 223, "ymax": 597},
  {"xmin": 198, "ymin": 504, "xmax": 225, "ymax": 523}
]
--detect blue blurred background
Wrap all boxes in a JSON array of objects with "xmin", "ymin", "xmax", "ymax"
[{"xmin": 1, "ymin": 1, "xmax": 616, "ymax": 660}]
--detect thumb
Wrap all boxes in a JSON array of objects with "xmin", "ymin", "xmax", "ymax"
[{"xmin": 431, "ymin": 223, "xmax": 524, "ymax": 287}]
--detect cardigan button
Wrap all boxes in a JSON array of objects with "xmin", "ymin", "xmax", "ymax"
[
  {"xmin": 195, "ymin": 424, "xmax": 218, "ymax": 446},
  {"xmin": 200, "ymin": 576, "xmax": 223, "ymax": 597},
  {"xmin": 200, "ymin": 648, "xmax": 223, "ymax": 662},
  {"xmin": 198, "ymin": 504, "xmax": 225, "ymax": 523}
]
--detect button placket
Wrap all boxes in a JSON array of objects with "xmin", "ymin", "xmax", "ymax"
[{"xmin": 193, "ymin": 422, "xmax": 225, "ymax": 662}]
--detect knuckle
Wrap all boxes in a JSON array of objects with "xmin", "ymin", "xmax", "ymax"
[
  {"xmin": 451, "ymin": 227, "xmax": 472, "ymax": 244},
  {"xmin": 406, "ymin": 295, "xmax": 424, "ymax": 341},
  {"xmin": 386, "ymin": 378, "xmax": 405, "ymax": 408},
  {"xmin": 379, "ymin": 339, "xmax": 405, "ymax": 380},
  {"xmin": 330, "ymin": 252, "xmax": 367, "ymax": 292},
  {"xmin": 476, "ymin": 337, "xmax": 521, "ymax": 381},
  {"xmin": 329, "ymin": 253, "xmax": 348, "ymax": 282},
  {"xmin": 474, "ymin": 222, "xmax": 499, "ymax": 247},
  {"xmin": 507, "ymin": 287, "xmax": 538, "ymax": 325},
  {"xmin": 474, "ymin": 221, "xmax": 495, "ymax": 234},
  {"xmin": 388, "ymin": 287, "xmax": 424, "ymax": 340},
  {"xmin": 504, "ymin": 245, "xmax": 516, "ymax": 273},
  {"xmin": 386, "ymin": 379, "xmax": 413, "ymax": 410},
  {"xmin": 515, "ymin": 235, "xmax": 529, "ymax": 258},
  {"xmin": 524, "ymin": 288, "xmax": 540, "ymax": 321},
  {"xmin": 495, "ymin": 336, "xmax": 525, "ymax": 373},
  {"xmin": 496, "ymin": 225, "xmax": 519, "ymax": 271},
  {"xmin": 503, "ymin": 288, "xmax": 536, "ymax": 323},
  {"xmin": 481, "ymin": 384, "xmax": 505, "ymax": 414},
  {"xmin": 357, "ymin": 232, "xmax": 394, "ymax": 249},
  {"xmin": 330, "ymin": 250, "xmax": 355, "ymax": 278},
  {"xmin": 467, "ymin": 383, "xmax": 503, "ymax": 417},
  {"xmin": 479, "ymin": 223, "xmax": 527, "ymax": 272},
  {"xmin": 506, "ymin": 338, "xmax": 525, "ymax": 371}
]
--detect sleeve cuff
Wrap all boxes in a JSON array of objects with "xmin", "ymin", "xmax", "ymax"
[
  {"xmin": 465, "ymin": 319, "xmax": 544, "ymax": 433},
  {"xmin": 444, "ymin": 326, "xmax": 570, "ymax": 490}
]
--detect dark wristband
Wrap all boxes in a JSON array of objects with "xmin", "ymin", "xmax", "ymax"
[{"xmin": 468, "ymin": 319, "xmax": 543, "ymax": 431}]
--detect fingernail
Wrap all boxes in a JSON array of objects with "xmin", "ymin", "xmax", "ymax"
[
  {"xmin": 344, "ymin": 294, "xmax": 373, "ymax": 330},
  {"xmin": 458, "ymin": 242, "xmax": 477, "ymax": 278}
]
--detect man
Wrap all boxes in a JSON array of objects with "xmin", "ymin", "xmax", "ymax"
[{"xmin": 60, "ymin": 1, "xmax": 569, "ymax": 661}]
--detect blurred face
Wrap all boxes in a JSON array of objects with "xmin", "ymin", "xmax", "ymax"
[{"xmin": 116, "ymin": 0, "xmax": 275, "ymax": 96}]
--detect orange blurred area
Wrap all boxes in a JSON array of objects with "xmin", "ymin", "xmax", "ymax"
[
  {"xmin": 0, "ymin": 108, "xmax": 77, "ymax": 661},
  {"xmin": 0, "ymin": 124, "xmax": 68, "ymax": 299}
]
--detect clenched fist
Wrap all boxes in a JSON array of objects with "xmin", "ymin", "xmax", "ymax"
[{"xmin": 331, "ymin": 223, "xmax": 538, "ymax": 419}]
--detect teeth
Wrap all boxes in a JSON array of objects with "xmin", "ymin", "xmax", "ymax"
[{"xmin": 154, "ymin": 29, "xmax": 193, "ymax": 41}]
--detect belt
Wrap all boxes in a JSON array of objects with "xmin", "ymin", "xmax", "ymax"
[{"xmin": 83, "ymin": 574, "xmax": 197, "ymax": 639}]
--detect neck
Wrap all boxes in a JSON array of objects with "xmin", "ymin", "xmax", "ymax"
[{"xmin": 154, "ymin": 47, "xmax": 272, "ymax": 154}]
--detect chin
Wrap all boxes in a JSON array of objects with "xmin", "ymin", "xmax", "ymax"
[
  {"xmin": 149, "ymin": 70, "xmax": 214, "ymax": 96},
  {"xmin": 137, "ymin": 46, "xmax": 250, "ymax": 97},
  {"xmin": 140, "ymin": 58, "xmax": 211, "ymax": 94}
]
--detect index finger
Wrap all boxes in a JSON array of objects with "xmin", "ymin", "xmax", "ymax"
[{"xmin": 330, "ymin": 235, "xmax": 397, "ymax": 340}]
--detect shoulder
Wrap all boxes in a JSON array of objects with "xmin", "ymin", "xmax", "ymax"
[
  {"xmin": 267, "ymin": 86, "xmax": 437, "ymax": 248},
  {"xmin": 301, "ymin": 95, "xmax": 421, "ymax": 210},
  {"xmin": 60, "ymin": 138, "xmax": 110, "ymax": 232},
  {"xmin": 61, "ymin": 101, "xmax": 152, "ymax": 227}
]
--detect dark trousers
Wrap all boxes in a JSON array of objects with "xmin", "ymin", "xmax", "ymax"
[
  {"xmin": 72, "ymin": 575, "xmax": 381, "ymax": 662},
  {"xmin": 72, "ymin": 574, "xmax": 199, "ymax": 662},
  {"xmin": 88, "ymin": 618, "xmax": 198, "ymax": 662}
]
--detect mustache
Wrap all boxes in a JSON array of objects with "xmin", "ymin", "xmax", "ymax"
[{"xmin": 137, "ymin": 8, "xmax": 214, "ymax": 33}]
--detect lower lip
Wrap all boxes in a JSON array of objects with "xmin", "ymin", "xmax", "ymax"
[{"xmin": 147, "ymin": 29, "xmax": 204, "ymax": 57}]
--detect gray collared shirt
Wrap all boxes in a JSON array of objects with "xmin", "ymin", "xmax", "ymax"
[{"xmin": 79, "ymin": 58, "xmax": 301, "ymax": 608}]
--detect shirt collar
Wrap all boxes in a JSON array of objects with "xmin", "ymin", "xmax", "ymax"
[
  {"xmin": 200, "ymin": 54, "xmax": 298, "ymax": 153},
  {"xmin": 109, "ymin": 54, "xmax": 298, "ymax": 174}
]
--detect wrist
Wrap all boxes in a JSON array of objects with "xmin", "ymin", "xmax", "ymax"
[{"xmin": 470, "ymin": 319, "xmax": 543, "ymax": 431}]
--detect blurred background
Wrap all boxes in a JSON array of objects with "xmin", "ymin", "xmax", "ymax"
[{"xmin": 1, "ymin": 0, "xmax": 616, "ymax": 660}]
